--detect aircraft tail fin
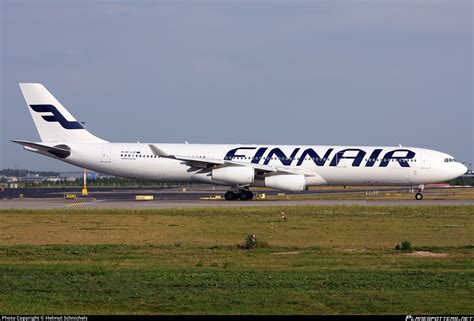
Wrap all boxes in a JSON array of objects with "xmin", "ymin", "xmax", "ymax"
[{"xmin": 18, "ymin": 83, "xmax": 106, "ymax": 143}]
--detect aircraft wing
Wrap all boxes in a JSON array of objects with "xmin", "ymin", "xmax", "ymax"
[{"xmin": 149, "ymin": 144, "xmax": 316, "ymax": 176}]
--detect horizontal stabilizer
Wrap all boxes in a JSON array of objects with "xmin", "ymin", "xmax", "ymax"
[{"xmin": 11, "ymin": 140, "xmax": 71, "ymax": 158}]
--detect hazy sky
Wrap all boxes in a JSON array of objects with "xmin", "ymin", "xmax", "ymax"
[{"xmin": 1, "ymin": 0, "xmax": 472, "ymax": 171}]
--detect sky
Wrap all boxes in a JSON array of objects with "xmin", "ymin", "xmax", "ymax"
[{"xmin": 1, "ymin": 0, "xmax": 472, "ymax": 171}]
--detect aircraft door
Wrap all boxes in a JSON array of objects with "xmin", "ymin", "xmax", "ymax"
[
  {"xmin": 421, "ymin": 153, "xmax": 431, "ymax": 169},
  {"xmin": 101, "ymin": 144, "xmax": 112, "ymax": 163}
]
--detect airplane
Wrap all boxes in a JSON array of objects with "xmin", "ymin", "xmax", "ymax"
[{"xmin": 12, "ymin": 83, "xmax": 467, "ymax": 201}]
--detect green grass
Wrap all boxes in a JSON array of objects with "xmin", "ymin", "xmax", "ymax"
[{"xmin": 0, "ymin": 206, "xmax": 473, "ymax": 314}]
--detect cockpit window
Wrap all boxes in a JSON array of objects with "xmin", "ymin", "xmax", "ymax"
[{"xmin": 444, "ymin": 158, "xmax": 457, "ymax": 163}]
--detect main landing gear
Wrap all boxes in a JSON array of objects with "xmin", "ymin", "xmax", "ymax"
[
  {"xmin": 415, "ymin": 184, "xmax": 424, "ymax": 200},
  {"xmin": 224, "ymin": 190, "xmax": 254, "ymax": 201}
]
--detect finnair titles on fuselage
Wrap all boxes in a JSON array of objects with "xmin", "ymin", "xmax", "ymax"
[{"xmin": 13, "ymin": 83, "xmax": 467, "ymax": 201}]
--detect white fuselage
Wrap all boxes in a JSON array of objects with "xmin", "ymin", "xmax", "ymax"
[
  {"xmin": 15, "ymin": 83, "xmax": 468, "ymax": 193},
  {"xmin": 56, "ymin": 142, "xmax": 466, "ymax": 187}
]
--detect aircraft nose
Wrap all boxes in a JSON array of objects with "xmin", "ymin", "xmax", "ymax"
[{"xmin": 456, "ymin": 163, "xmax": 468, "ymax": 176}]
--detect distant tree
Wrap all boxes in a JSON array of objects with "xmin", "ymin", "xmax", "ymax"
[{"xmin": 0, "ymin": 168, "xmax": 60, "ymax": 177}]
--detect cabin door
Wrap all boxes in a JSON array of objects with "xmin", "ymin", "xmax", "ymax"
[
  {"xmin": 421, "ymin": 153, "xmax": 431, "ymax": 169},
  {"xmin": 101, "ymin": 145, "xmax": 112, "ymax": 163}
]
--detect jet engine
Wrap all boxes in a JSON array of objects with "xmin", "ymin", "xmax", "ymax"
[
  {"xmin": 211, "ymin": 166, "xmax": 255, "ymax": 185},
  {"xmin": 264, "ymin": 174, "xmax": 307, "ymax": 192}
]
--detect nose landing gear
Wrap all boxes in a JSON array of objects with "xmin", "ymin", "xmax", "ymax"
[{"xmin": 415, "ymin": 184, "xmax": 424, "ymax": 200}]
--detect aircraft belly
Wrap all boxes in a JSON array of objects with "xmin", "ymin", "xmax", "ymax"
[
  {"xmin": 318, "ymin": 167, "xmax": 413, "ymax": 185},
  {"xmin": 114, "ymin": 159, "xmax": 193, "ymax": 181}
]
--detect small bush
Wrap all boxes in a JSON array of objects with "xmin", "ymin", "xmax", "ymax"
[
  {"xmin": 237, "ymin": 234, "xmax": 270, "ymax": 250},
  {"xmin": 401, "ymin": 240, "xmax": 412, "ymax": 252},
  {"xmin": 195, "ymin": 260, "xmax": 203, "ymax": 267},
  {"xmin": 395, "ymin": 240, "xmax": 412, "ymax": 252},
  {"xmin": 243, "ymin": 234, "xmax": 257, "ymax": 249}
]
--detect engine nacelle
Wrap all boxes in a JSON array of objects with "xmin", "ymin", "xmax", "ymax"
[
  {"xmin": 212, "ymin": 166, "xmax": 255, "ymax": 185},
  {"xmin": 265, "ymin": 174, "xmax": 307, "ymax": 192}
]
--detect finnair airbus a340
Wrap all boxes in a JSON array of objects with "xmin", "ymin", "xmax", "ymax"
[{"xmin": 13, "ymin": 83, "xmax": 467, "ymax": 200}]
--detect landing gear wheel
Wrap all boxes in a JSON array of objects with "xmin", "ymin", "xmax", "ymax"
[
  {"xmin": 239, "ymin": 191, "xmax": 249, "ymax": 201},
  {"xmin": 225, "ymin": 191, "xmax": 237, "ymax": 201},
  {"xmin": 415, "ymin": 193, "xmax": 423, "ymax": 200},
  {"xmin": 238, "ymin": 191, "xmax": 253, "ymax": 201}
]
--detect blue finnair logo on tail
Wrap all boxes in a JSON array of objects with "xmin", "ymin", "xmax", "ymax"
[{"xmin": 29, "ymin": 105, "xmax": 83, "ymax": 129}]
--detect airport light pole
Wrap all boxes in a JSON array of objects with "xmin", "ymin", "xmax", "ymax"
[{"xmin": 82, "ymin": 168, "xmax": 88, "ymax": 196}]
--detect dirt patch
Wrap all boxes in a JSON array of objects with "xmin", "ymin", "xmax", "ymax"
[
  {"xmin": 406, "ymin": 251, "xmax": 448, "ymax": 258},
  {"xmin": 342, "ymin": 248, "xmax": 359, "ymax": 252},
  {"xmin": 271, "ymin": 251, "xmax": 300, "ymax": 255},
  {"xmin": 340, "ymin": 248, "xmax": 368, "ymax": 253}
]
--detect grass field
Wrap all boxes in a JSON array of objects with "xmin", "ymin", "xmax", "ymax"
[{"xmin": 1, "ymin": 206, "xmax": 473, "ymax": 314}]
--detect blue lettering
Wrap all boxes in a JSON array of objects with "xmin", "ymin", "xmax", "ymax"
[
  {"xmin": 263, "ymin": 148, "xmax": 300, "ymax": 166},
  {"xmin": 224, "ymin": 147, "xmax": 256, "ymax": 160},
  {"xmin": 296, "ymin": 148, "xmax": 333, "ymax": 166},
  {"xmin": 365, "ymin": 149, "xmax": 383, "ymax": 167},
  {"xmin": 330, "ymin": 149, "xmax": 366, "ymax": 167},
  {"xmin": 380, "ymin": 149, "xmax": 415, "ymax": 167},
  {"xmin": 251, "ymin": 147, "xmax": 268, "ymax": 164}
]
